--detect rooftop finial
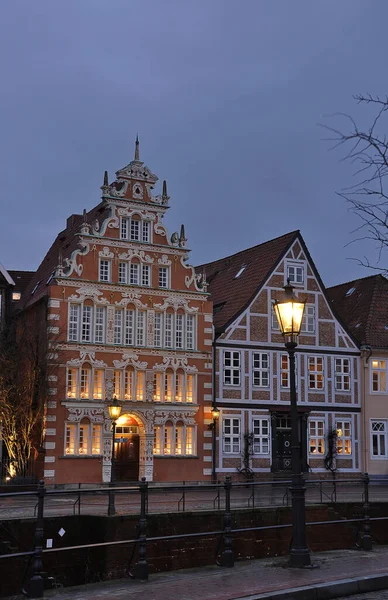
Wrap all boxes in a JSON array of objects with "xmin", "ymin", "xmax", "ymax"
[
  {"xmin": 134, "ymin": 134, "xmax": 140, "ymax": 161},
  {"xmin": 162, "ymin": 180, "xmax": 167, "ymax": 198},
  {"xmin": 103, "ymin": 170, "xmax": 109, "ymax": 186},
  {"xmin": 179, "ymin": 224, "xmax": 187, "ymax": 248}
]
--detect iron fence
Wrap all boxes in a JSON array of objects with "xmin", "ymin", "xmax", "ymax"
[{"xmin": 0, "ymin": 474, "xmax": 386, "ymax": 598}]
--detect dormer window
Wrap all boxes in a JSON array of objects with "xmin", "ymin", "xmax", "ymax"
[
  {"xmin": 346, "ymin": 287, "xmax": 356, "ymax": 297},
  {"xmin": 234, "ymin": 265, "xmax": 247, "ymax": 279}
]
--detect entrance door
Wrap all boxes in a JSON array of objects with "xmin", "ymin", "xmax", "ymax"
[
  {"xmin": 114, "ymin": 434, "xmax": 140, "ymax": 481},
  {"xmin": 272, "ymin": 415, "xmax": 292, "ymax": 473}
]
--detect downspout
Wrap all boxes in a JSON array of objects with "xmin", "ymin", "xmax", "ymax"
[
  {"xmin": 360, "ymin": 344, "xmax": 372, "ymax": 474},
  {"xmin": 211, "ymin": 326, "xmax": 217, "ymax": 483}
]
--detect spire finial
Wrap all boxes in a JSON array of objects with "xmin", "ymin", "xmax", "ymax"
[
  {"xmin": 103, "ymin": 170, "xmax": 109, "ymax": 186},
  {"xmin": 162, "ymin": 180, "xmax": 167, "ymax": 198},
  {"xmin": 134, "ymin": 134, "xmax": 140, "ymax": 161},
  {"xmin": 179, "ymin": 224, "xmax": 187, "ymax": 248}
]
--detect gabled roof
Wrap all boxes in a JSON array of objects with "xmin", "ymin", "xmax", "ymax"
[
  {"xmin": 327, "ymin": 274, "xmax": 388, "ymax": 349},
  {"xmin": 8, "ymin": 270, "xmax": 35, "ymax": 294},
  {"xmin": 196, "ymin": 231, "xmax": 299, "ymax": 332},
  {"xmin": 22, "ymin": 201, "xmax": 110, "ymax": 308},
  {"xmin": 0, "ymin": 263, "xmax": 15, "ymax": 286}
]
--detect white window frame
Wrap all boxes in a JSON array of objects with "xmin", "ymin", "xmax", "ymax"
[
  {"xmin": 308, "ymin": 356, "xmax": 324, "ymax": 391},
  {"xmin": 159, "ymin": 266, "xmax": 169, "ymax": 289},
  {"xmin": 118, "ymin": 262, "xmax": 127, "ymax": 284},
  {"xmin": 301, "ymin": 305, "xmax": 315, "ymax": 334},
  {"xmin": 153, "ymin": 371, "xmax": 196, "ymax": 404},
  {"xmin": 370, "ymin": 420, "xmax": 388, "ymax": 459},
  {"xmin": 336, "ymin": 420, "xmax": 352, "ymax": 455},
  {"xmin": 223, "ymin": 417, "xmax": 241, "ymax": 454},
  {"xmin": 99, "ymin": 259, "xmax": 111, "ymax": 283},
  {"xmin": 153, "ymin": 423, "xmax": 196, "ymax": 456},
  {"xmin": 223, "ymin": 351, "xmax": 241, "ymax": 386},
  {"xmin": 286, "ymin": 263, "xmax": 304, "ymax": 285},
  {"xmin": 68, "ymin": 303, "xmax": 80, "ymax": 341},
  {"xmin": 120, "ymin": 217, "xmax": 152, "ymax": 243},
  {"xmin": 64, "ymin": 422, "xmax": 102, "ymax": 456},
  {"xmin": 335, "ymin": 358, "xmax": 351, "ymax": 392},
  {"xmin": 252, "ymin": 418, "xmax": 270, "ymax": 455},
  {"xmin": 280, "ymin": 354, "xmax": 298, "ymax": 390},
  {"xmin": 252, "ymin": 352, "xmax": 269, "ymax": 388},
  {"xmin": 371, "ymin": 359, "xmax": 387, "ymax": 394},
  {"xmin": 308, "ymin": 419, "xmax": 325, "ymax": 455}
]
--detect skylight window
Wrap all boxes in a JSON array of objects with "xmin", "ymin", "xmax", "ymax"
[
  {"xmin": 234, "ymin": 264, "xmax": 247, "ymax": 279},
  {"xmin": 31, "ymin": 281, "xmax": 41, "ymax": 295},
  {"xmin": 346, "ymin": 287, "xmax": 356, "ymax": 297}
]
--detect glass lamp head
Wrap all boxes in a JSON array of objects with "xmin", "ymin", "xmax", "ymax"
[
  {"xmin": 274, "ymin": 281, "xmax": 305, "ymax": 342},
  {"xmin": 108, "ymin": 397, "xmax": 122, "ymax": 421},
  {"xmin": 211, "ymin": 406, "xmax": 220, "ymax": 421}
]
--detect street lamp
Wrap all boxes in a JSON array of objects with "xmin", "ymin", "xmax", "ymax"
[
  {"xmin": 107, "ymin": 395, "xmax": 122, "ymax": 516},
  {"xmin": 274, "ymin": 281, "xmax": 311, "ymax": 567},
  {"xmin": 210, "ymin": 406, "xmax": 220, "ymax": 483}
]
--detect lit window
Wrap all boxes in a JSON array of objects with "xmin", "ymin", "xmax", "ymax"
[
  {"xmin": 80, "ymin": 367, "xmax": 91, "ymax": 399},
  {"xmin": 114, "ymin": 370, "xmax": 121, "ymax": 398},
  {"xmin": 12, "ymin": 292, "xmax": 21, "ymax": 301},
  {"xmin": 309, "ymin": 420, "xmax": 325, "ymax": 454},
  {"xmin": 136, "ymin": 371, "xmax": 145, "ymax": 401},
  {"xmin": 186, "ymin": 374, "xmax": 194, "ymax": 403},
  {"xmin": 165, "ymin": 371, "xmax": 173, "ymax": 402},
  {"xmin": 154, "ymin": 373, "xmax": 162, "ymax": 401},
  {"xmin": 372, "ymin": 360, "xmax": 387, "ymax": 393},
  {"xmin": 125, "ymin": 369, "xmax": 133, "ymax": 400},
  {"xmin": 92, "ymin": 425, "xmax": 101, "ymax": 455},
  {"xmin": 186, "ymin": 426, "xmax": 194, "ymax": 455},
  {"xmin": 175, "ymin": 371, "xmax": 184, "ymax": 402},
  {"xmin": 93, "ymin": 370, "xmax": 104, "ymax": 399},
  {"xmin": 153, "ymin": 426, "xmax": 161, "ymax": 454},
  {"xmin": 175, "ymin": 424, "xmax": 184, "ymax": 455},
  {"xmin": 337, "ymin": 421, "xmax": 351, "ymax": 455},
  {"xmin": 164, "ymin": 424, "xmax": 173, "ymax": 455},
  {"xmin": 67, "ymin": 369, "xmax": 77, "ymax": 398},
  {"xmin": 79, "ymin": 419, "xmax": 90, "ymax": 455},
  {"xmin": 65, "ymin": 424, "xmax": 76, "ymax": 455}
]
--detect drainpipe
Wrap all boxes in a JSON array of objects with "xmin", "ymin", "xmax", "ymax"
[
  {"xmin": 360, "ymin": 345, "xmax": 372, "ymax": 474},
  {"xmin": 211, "ymin": 327, "xmax": 217, "ymax": 483}
]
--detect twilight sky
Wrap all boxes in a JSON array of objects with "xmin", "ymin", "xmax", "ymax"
[{"xmin": 0, "ymin": 0, "xmax": 387, "ymax": 287}]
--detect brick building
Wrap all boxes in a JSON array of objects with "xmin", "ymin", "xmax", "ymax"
[
  {"xmin": 328, "ymin": 275, "xmax": 388, "ymax": 478},
  {"xmin": 18, "ymin": 140, "xmax": 212, "ymax": 484},
  {"xmin": 198, "ymin": 231, "xmax": 362, "ymax": 479}
]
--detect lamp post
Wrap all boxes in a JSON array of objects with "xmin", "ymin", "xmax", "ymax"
[
  {"xmin": 210, "ymin": 406, "xmax": 220, "ymax": 483},
  {"xmin": 107, "ymin": 396, "xmax": 122, "ymax": 517},
  {"xmin": 274, "ymin": 281, "xmax": 311, "ymax": 567}
]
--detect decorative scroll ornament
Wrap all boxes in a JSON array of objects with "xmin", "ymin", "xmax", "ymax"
[
  {"xmin": 67, "ymin": 286, "xmax": 110, "ymax": 305},
  {"xmin": 180, "ymin": 254, "xmax": 207, "ymax": 292},
  {"xmin": 67, "ymin": 407, "xmax": 105, "ymax": 423},
  {"xmin": 66, "ymin": 351, "xmax": 107, "ymax": 368},
  {"xmin": 154, "ymin": 410, "xmax": 197, "ymax": 426},
  {"xmin": 158, "ymin": 254, "xmax": 172, "ymax": 266},
  {"xmin": 99, "ymin": 246, "xmax": 114, "ymax": 259},
  {"xmin": 117, "ymin": 207, "xmax": 156, "ymax": 221},
  {"xmin": 118, "ymin": 248, "xmax": 154, "ymax": 263},
  {"xmin": 59, "ymin": 241, "xmax": 90, "ymax": 277},
  {"xmin": 115, "ymin": 292, "xmax": 148, "ymax": 309},
  {"xmin": 113, "ymin": 353, "xmax": 148, "ymax": 370},
  {"xmin": 153, "ymin": 295, "xmax": 198, "ymax": 313},
  {"xmin": 153, "ymin": 357, "xmax": 198, "ymax": 373}
]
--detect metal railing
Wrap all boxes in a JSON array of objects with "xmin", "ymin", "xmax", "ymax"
[{"xmin": 0, "ymin": 473, "xmax": 385, "ymax": 598}]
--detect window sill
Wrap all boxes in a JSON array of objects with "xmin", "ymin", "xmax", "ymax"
[
  {"xmin": 154, "ymin": 455, "xmax": 199, "ymax": 459},
  {"xmin": 58, "ymin": 455, "xmax": 103, "ymax": 459}
]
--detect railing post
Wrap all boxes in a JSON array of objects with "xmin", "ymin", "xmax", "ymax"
[
  {"xmin": 134, "ymin": 477, "xmax": 149, "ymax": 580},
  {"xmin": 28, "ymin": 479, "xmax": 45, "ymax": 598},
  {"xmin": 361, "ymin": 472, "xmax": 372, "ymax": 551},
  {"xmin": 220, "ymin": 475, "xmax": 234, "ymax": 567}
]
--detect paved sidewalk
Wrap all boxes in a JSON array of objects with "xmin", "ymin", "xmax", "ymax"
[{"xmin": 5, "ymin": 546, "xmax": 388, "ymax": 600}]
